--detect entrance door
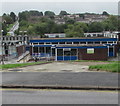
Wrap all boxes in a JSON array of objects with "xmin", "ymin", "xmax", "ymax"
[
  {"xmin": 109, "ymin": 46, "xmax": 114, "ymax": 57},
  {"xmin": 64, "ymin": 50, "xmax": 71, "ymax": 60},
  {"xmin": 57, "ymin": 48, "xmax": 77, "ymax": 61}
]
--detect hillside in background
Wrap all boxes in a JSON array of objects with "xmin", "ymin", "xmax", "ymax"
[{"xmin": 1, "ymin": 10, "xmax": 120, "ymax": 37}]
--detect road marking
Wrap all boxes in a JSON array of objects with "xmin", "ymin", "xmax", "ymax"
[{"xmin": 0, "ymin": 88, "xmax": 118, "ymax": 93}]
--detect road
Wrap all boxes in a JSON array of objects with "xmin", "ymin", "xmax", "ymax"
[
  {"xmin": 2, "ymin": 72, "xmax": 118, "ymax": 88},
  {"xmin": 2, "ymin": 89, "xmax": 118, "ymax": 104},
  {"xmin": 8, "ymin": 21, "xmax": 19, "ymax": 36}
]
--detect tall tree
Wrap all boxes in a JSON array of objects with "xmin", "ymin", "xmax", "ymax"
[
  {"xmin": 65, "ymin": 24, "xmax": 84, "ymax": 37},
  {"xmin": 29, "ymin": 10, "xmax": 43, "ymax": 16},
  {"xmin": 89, "ymin": 22, "xmax": 104, "ymax": 32},
  {"xmin": 44, "ymin": 11, "xmax": 55, "ymax": 16},
  {"xmin": 59, "ymin": 11, "xmax": 69, "ymax": 16},
  {"xmin": 3, "ymin": 15, "xmax": 13, "ymax": 24},
  {"xmin": 102, "ymin": 11, "xmax": 109, "ymax": 16},
  {"xmin": 2, "ymin": 23, "xmax": 7, "ymax": 35},
  {"xmin": 10, "ymin": 12, "xmax": 16, "ymax": 22}
]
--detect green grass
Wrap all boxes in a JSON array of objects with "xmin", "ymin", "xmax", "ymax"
[
  {"xmin": 0, "ymin": 61, "xmax": 51, "ymax": 69},
  {"xmin": 89, "ymin": 62, "xmax": 120, "ymax": 73},
  {"xmin": 7, "ymin": 24, "xmax": 14, "ymax": 31}
]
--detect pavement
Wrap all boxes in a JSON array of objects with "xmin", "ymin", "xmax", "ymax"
[
  {"xmin": 2, "ymin": 89, "xmax": 118, "ymax": 104},
  {"xmin": 4, "ymin": 61, "xmax": 108, "ymax": 72},
  {"xmin": 2, "ymin": 72, "xmax": 118, "ymax": 89},
  {"xmin": 1, "ymin": 62, "xmax": 119, "ymax": 90}
]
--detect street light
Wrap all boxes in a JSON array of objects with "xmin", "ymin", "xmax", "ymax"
[{"xmin": 1, "ymin": 30, "xmax": 4, "ymax": 65}]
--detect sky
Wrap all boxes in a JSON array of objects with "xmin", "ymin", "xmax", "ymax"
[{"xmin": 0, "ymin": 0, "xmax": 119, "ymax": 16}]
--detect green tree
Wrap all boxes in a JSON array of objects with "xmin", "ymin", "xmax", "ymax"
[
  {"xmin": 2, "ymin": 23, "xmax": 7, "ymax": 35},
  {"xmin": 3, "ymin": 15, "xmax": 13, "ymax": 24},
  {"xmin": 75, "ymin": 22, "xmax": 88, "ymax": 33},
  {"xmin": 10, "ymin": 12, "xmax": 16, "ymax": 22},
  {"xmin": 29, "ymin": 10, "xmax": 43, "ymax": 16},
  {"xmin": 102, "ymin": 11, "xmax": 109, "ymax": 16},
  {"xmin": 59, "ymin": 11, "xmax": 69, "ymax": 16},
  {"xmin": 102, "ymin": 15, "xmax": 118, "ymax": 31},
  {"xmin": 18, "ymin": 11, "xmax": 29, "ymax": 22},
  {"xmin": 44, "ymin": 11, "xmax": 55, "ymax": 16},
  {"xmin": 65, "ymin": 24, "xmax": 84, "ymax": 37},
  {"xmin": 89, "ymin": 22, "xmax": 104, "ymax": 32}
]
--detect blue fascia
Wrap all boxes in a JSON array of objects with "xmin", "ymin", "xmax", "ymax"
[{"xmin": 30, "ymin": 38, "xmax": 117, "ymax": 43}]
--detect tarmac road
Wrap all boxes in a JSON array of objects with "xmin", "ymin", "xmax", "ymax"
[
  {"xmin": 2, "ymin": 72, "xmax": 118, "ymax": 88},
  {"xmin": 2, "ymin": 89, "xmax": 118, "ymax": 104}
]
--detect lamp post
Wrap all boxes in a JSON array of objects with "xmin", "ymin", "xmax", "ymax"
[{"xmin": 1, "ymin": 30, "xmax": 4, "ymax": 65}]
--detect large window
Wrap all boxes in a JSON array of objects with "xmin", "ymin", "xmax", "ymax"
[
  {"xmin": 46, "ymin": 47, "xmax": 51, "ymax": 53},
  {"xmin": 71, "ymin": 49, "xmax": 77, "ymax": 56},
  {"xmin": 39, "ymin": 47, "xmax": 44, "ymax": 53},
  {"xmin": 57, "ymin": 49, "xmax": 63, "ymax": 56},
  {"xmin": 33, "ymin": 47, "xmax": 38, "ymax": 53}
]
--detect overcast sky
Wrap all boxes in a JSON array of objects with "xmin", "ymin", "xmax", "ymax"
[{"xmin": 0, "ymin": 0, "xmax": 119, "ymax": 16}]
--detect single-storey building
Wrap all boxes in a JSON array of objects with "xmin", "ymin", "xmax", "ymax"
[{"xmin": 29, "ymin": 37, "xmax": 119, "ymax": 61}]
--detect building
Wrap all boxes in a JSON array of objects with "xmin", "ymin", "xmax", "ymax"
[
  {"xmin": 44, "ymin": 33, "xmax": 66, "ymax": 38},
  {"xmin": 29, "ymin": 37, "xmax": 119, "ymax": 61},
  {"xmin": 0, "ymin": 35, "xmax": 30, "ymax": 57}
]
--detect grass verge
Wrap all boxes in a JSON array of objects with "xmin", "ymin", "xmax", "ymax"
[
  {"xmin": 89, "ymin": 62, "xmax": 120, "ymax": 73},
  {"xmin": 0, "ymin": 61, "xmax": 52, "ymax": 69}
]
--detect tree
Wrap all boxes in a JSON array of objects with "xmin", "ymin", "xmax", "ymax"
[
  {"xmin": 89, "ymin": 22, "xmax": 104, "ymax": 32},
  {"xmin": 44, "ymin": 11, "xmax": 55, "ymax": 16},
  {"xmin": 65, "ymin": 18, "xmax": 75, "ymax": 24},
  {"xmin": 102, "ymin": 15, "xmax": 118, "ymax": 31},
  {"xmin": 75, "ymin": 22, "xmax": 88, "ymax": 33},
  {"xmin": 3, "ymin": 15, "xmax": 13, "ymax": 24},
  {"xmin": 18, "ymin": 11, "xmax": 29, "ymax": 22},
  {"xmin": 102, "ymin": 11, "xmax": 109, "ymax": 16},
  {"xmin": 65, "ymin": 24, "xmax": 84, "ymax": 37},
  {"xmin": 29, "ymin": 10, "xmax": 43, "ymax": 16},
  {"xmin": 59, "ymin": 11, "xmax": 69, "ymax": 16},
  {"xmin": 2, "ymin": 23, "xmax": 7, "ymax": 35},
  {"xmin": 10, "ymin": 12, "xmax": 16, "ymax": 22}
]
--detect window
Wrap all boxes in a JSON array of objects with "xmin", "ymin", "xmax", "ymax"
[
  {"xmin": 80, "ymin": 42, "xmax": 86, "ymax": 44},
  {"xmin": 59, "ymin": 42, "xmax": 65, "ymax": 44},
  {"xmin": 102, "ymin": 41, "xmax": 107, "ymax": 44},
  {"xmin": 74, "ymin": 42, "xmax": 79, "ymax": 44},
  {"xmin": 39, "ymin": 42, "xmax": 44, "ymax": 45},
  {"xmin": 87, "ymin": 48, "xmax": 94, "ymax": 54},
  {"xmin": 52, "ymin": 42, "xmax": 58, "ymax": 44},
  {"xmin": 46, "ymin": 42, "xmax": 51, "ymax": 44},
  {"xmin": 46, "ymin": 47, "xmax": 51, "ymax": 53},
  {"xmin": 95, "ymin": 42, "xmax": 100, "ymax": 44},
  {"xmin": 33, "ymin": 47, "xmax": 38, "ymax": 53},
  {"xmin": 108, "ymin": 41, "xmax": 113, "ymax": 44},
  {"xmin": 88, "ymin": 42, "xmax": 93, "ymax": 44},
  {"xmin": 33, "ymin": 43, "xmax": 38, "ymax": 45},
  {"xmin": 39, "ymin": 47, "xmax": 44, "ymax": 53},
  {"xmin": 57, "ymin": 49, "xmax": 63, "ymax": 56},
  {"xmin": 66, "ymin": 42, "xmax": 72, "ymax": 44},
  {"xmin": 71, "ymin": 49, "xmax": 77, "ymax": 56}
]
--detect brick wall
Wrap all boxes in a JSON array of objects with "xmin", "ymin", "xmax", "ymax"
[{"xmin": 78, "ymin": 48, "xmax": 108, "ymax": 61}]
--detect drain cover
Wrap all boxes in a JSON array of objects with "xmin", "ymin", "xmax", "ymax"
[
  {"xmin": 9, "ymin": 69, "xmax": 22, "ymax": 72},
  {"xmin": 61, "ymin": 70, "xmax": 72, "ymax": 72}
]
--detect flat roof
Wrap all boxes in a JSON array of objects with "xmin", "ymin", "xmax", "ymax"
[
  {"xmin": 31, "ymin": 37, "xmax": 112, "ymax": 40},
  {"xmin": 30, "ymin": 38, "xmax": 117, "ymax": 43}
]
